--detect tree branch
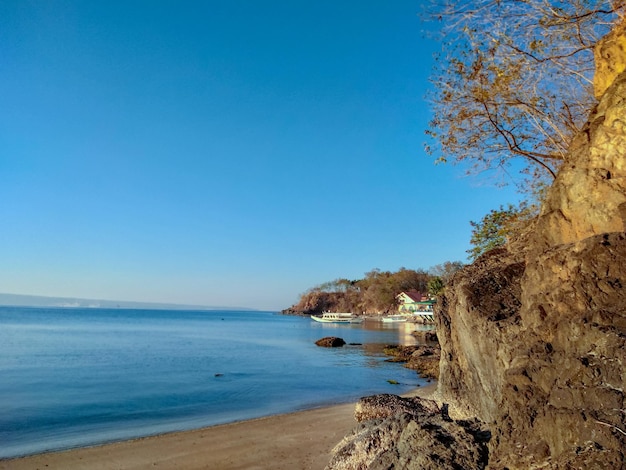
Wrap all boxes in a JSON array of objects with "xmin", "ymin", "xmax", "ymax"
[{"xmin": 481, "ymin": 100, "xmax": 558, "ymax": 179}]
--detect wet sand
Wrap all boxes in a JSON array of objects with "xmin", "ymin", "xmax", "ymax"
[{"xmin": 1, "ymin": 384, "xmax": 436, "ymax": 470}]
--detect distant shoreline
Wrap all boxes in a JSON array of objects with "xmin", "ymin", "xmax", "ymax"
[{"xmin": 0, "ymin": 293, "xmax": 254, "ymax": 311}]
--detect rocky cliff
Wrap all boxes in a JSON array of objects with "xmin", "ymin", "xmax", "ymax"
[
  {"xmin": 327, "ymin": 25, "xmax": 626, "ymax": 470},
  {"xmin": 437, "ymin": 28, "xmax": 626, "ymax": 469}
]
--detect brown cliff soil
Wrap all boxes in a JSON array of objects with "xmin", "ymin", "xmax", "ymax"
[{"xmin": 437, "ymin": 233, "xmax": 626, "ymax": 469}]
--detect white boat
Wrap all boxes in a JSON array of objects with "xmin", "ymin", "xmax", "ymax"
[
  {"xmin": 311, "ymin": 312, "xmax": 363, "ymax": 323},
  {"xmin": 381, "ymin": 315, "xmax": 408, "ymax": 323}
]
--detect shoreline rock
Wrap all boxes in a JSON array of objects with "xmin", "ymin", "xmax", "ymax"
[
  {"xmin": 327, "ymin": 394, "xmax": 490, "ymax": 470},
  {"xmin": 383, "ymin": 344, "xmax": 441, "ymax": 380},
  {"xmin": 315, "ymin": 336, "xmax": 346, "ymax": 348}
]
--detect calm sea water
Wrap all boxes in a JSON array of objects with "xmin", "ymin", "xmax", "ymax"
[{"xmin": 0, "ymin": 307, "xmax": 432, "ymax": 459}]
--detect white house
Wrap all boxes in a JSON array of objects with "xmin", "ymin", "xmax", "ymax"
[{"xmin": 396, "ymin": 290, "xmax": 435, "ymax": 317}]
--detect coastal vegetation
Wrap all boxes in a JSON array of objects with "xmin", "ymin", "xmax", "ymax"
[
  {"xmin": 467, "ymin": 201, "xmax": 538, "ymax": 260},
  {"xmin": 283, "ymin": 264, "xmax": 463, "ymax": 315}
]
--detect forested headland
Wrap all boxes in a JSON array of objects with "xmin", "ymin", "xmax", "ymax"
[{"xmin": 282, "ymin": 263, "xmax": 463, "ymax": 315}]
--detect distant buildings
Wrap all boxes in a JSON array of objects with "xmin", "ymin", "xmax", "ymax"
[{"xmin": 396, "ymin": 290, "xmax": 435, "ymax": 314}]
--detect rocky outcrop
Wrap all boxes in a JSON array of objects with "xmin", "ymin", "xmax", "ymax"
[
  {"xmin": 315, "ymin": 336, "xmax": 346, "ymax": 347},
  {"xmin": 438, "ymin": 235, "xmax": 626, "ymax": 468},
  {"xmin": 383, "ymin": 344, "xmax": 441, "ymax": 380},
  {"xmin": 411, "ymin": 329, "xmax": 438, "ymax": 343},
  {"xmin": 436, "ymin": 246, "xmax": 525, "ymax": 424},
  {"xmin": 353, "ymin": 394, "xmax": 440, "ymax": 422},
  {"xmin": 282, "ymin": 291, "xmax": 346, "ymax": 315},
  {"xmin": 435, "ymin": 37, "xmax": 626, "ymax": 469},
  {"xmin": 327, "ymin": 395, "xmax": 491, "ymax": 470},
  {"xmin": 594, "ymin": 20, "xmax": 626, "ymax": 99}
]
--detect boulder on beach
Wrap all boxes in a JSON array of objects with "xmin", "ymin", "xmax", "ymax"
[
  {"xmin": 354, "ymin": 394, "xmax": 440, "ymax": 423},
  {"xmin": 328, "ymin": 394, "xmax": 490, "ymax": 470},
  {"xmin": 315, "ymin": 336, "xmax": 346, "ymax": 347}
]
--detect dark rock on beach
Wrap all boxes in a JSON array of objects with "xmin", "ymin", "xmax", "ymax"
[{"xmin": 315, "ymin": 336, "xmax": 346, "ymax": 347}]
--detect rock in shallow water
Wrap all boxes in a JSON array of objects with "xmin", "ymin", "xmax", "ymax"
[{"xmin": 315, "ymin": 336, "xmax": 346, "ymax": 347}]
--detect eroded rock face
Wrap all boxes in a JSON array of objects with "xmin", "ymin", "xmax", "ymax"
[
  {"xmin": 594, "ymin": 20, "xmax": 626, "ymax": 99},
  {"xmin": 502, "ymin": 233, "xmax": 626, "ymax": 468},
  {"xmin": 532, "ymin": 75, "xmax": 626, "ymax": 250},
  {"xmin": 436, "ymin": 247, "xmax": 525, "ymax": 424},
  {"xmin": 435, "ymin": 70, "xmax": 626, "ymax": 470},
  {"xmin": 437, "ymin": 234, "xmax": 626, "ymax": 468}
]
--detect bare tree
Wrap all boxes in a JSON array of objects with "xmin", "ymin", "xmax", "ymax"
[
  {"xmin": 426, "ymin": 0, "xmax": 624, "ymax": 192},
  {"xmin": 428, "ymin": 260, "xmax": 465, "ymax": 283}
]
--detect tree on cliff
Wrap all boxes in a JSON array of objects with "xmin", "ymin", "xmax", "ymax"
[
  {"xmin": 426, "ymin": 0, "xmax": 624, "ymax": 191},
  {"xmin": 429, "ymin": 261, "xmax": 465, "ymax": 284},
  {"xmin": 426, "ymin": 261, "xmax": 465, "ymax": 294},
  {"xmin": 467, "ymin": 201, "xmax": 537, "ymax": 260},
  {"xmin": 427, "ymin": 276, "xmax": 445, "ymax": 296}
]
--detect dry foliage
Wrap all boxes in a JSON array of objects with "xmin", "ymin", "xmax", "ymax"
[{"xmin": 426, "ymin": 0, "xmax": 625, "ymax": 191}]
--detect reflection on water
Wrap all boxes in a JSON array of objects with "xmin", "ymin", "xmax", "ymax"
[
  {"xmin": 311, "ymin": 317, "xmax": 436, "ymax": 348},
  {"xmin": 361, "ymin": 318, "xmax": 435, "ymax": 346},
  {"xmin": 314, "ymin": 318, "xmax": 437, "ymax": 358}
]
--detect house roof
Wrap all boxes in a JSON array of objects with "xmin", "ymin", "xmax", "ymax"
[{"xmin": 398, "ymin": 290, "xmax": 423, "ymax": 302}]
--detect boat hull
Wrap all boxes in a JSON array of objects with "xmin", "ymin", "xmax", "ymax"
[
  {"xmin": 381, "ymin": 315, "xmax": 408, "ymax": 323},
  {"xmin": 311, "ymin": 313, "xmax": 363, "ymax": 324}
]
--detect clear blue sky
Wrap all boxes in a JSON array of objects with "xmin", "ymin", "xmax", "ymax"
[{"xmin": 1, "ymin": 1, "xmax": 521, "ymax": 311}]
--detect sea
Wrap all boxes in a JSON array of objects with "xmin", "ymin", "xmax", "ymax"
[{"xmin": 0, "ymin": 306, "xmax": 433, "ymax": 459}]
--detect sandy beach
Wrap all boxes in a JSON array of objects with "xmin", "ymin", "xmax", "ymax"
[{"xmin": 1, "ymin": 384, "xmax": 436, "ymax": 470}]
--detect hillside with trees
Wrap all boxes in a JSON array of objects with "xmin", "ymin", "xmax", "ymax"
[{"xmin": 282, "ymin": 263, "xmax": 463, "ymax": 315}]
